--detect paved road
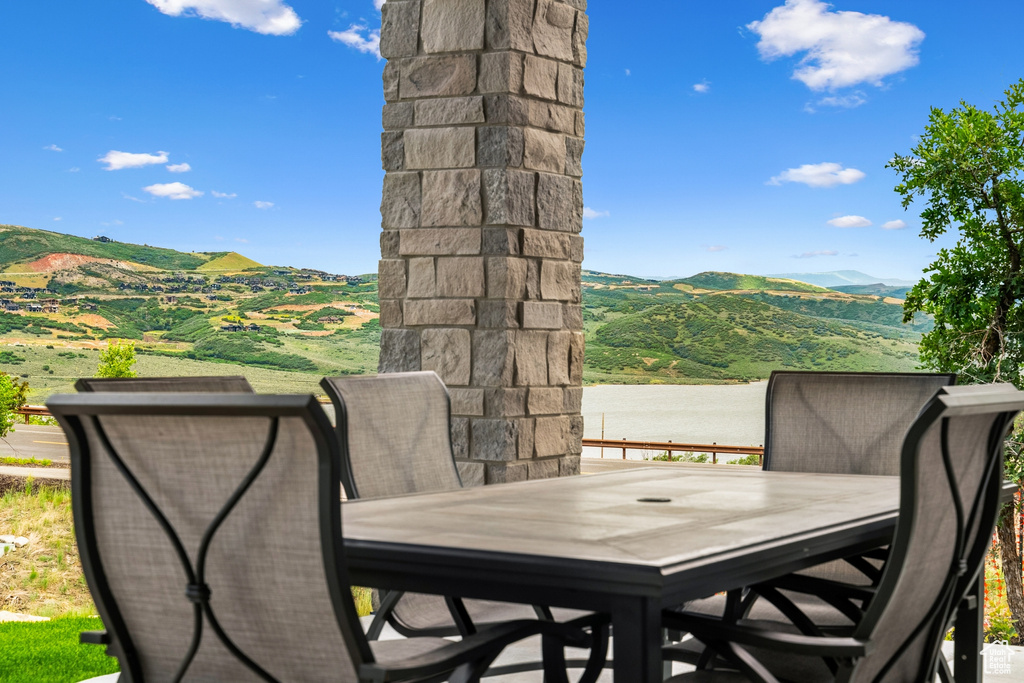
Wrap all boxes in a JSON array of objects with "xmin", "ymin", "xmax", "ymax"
[{"xmin": 0, "ymin": 424, "xmax": 69, "ymax": 463}]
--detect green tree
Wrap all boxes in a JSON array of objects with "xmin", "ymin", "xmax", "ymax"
[
  {"xmin": 888, "ymin": 79, "xmax": 1024, "ymax": 642},
  {"xmin": 0, "ymin": 374, "xmax": 18, "ymax": 438},
  {"xmin": 96, "ymin": 339, "xmax": 138, "ymax": 378}
]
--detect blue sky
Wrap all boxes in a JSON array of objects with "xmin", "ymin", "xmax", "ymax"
[{"xmin": 3, "ymin": 1, "xmax": 1023, "ymax": 281}]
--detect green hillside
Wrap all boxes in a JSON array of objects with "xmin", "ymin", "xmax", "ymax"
[
  {"xmin": 0, "ymin": 224, "xmax": 216, "ymax": 270},
  {"xmin": 829, "ymin": 283, "xmax": 912, "ymax": 299},
  {"xmin": 673, "ymin": 271, "xmax": 830, "ymax": 293}
]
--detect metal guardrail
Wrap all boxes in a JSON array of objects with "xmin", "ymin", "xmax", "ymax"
[
  {"xmin": 581, "ymin": 438, "xmax": 764, "ymax": 465},
  {"xmin": 15, "ymin": 406, "xmax": 51, "ymax": 424}
]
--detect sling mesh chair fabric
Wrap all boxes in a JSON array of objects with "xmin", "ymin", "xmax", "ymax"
[
  {"xmin": 672, "ymin": 371, "xmax": 956, "ymax": 640},
  {"xmin": 76, "ymin": 376, "xmax": 255, "ymax": 393},
  {"xmin": 662, "ymin": 383, "xmax": 1024, "ymax": 683},
  {"xmin": 49, "ymin": 392, "xmax": 606, "ymax": 683},
  {"xmin": 322, "ymin": 372, "xmax": 603, "ymax": 670}
]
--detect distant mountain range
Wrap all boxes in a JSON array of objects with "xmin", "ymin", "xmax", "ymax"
[{"xmin": 766, "ymin": 270, "xmax": 917, "ymax": 288}]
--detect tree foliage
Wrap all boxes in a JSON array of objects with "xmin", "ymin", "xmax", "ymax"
[
  {"xmin": 889, "ymin": 79, "xmax": 1024, "ymax": 386},
  {"xmin": 889, "ymin": 79, "xmax": 1024, "ymax": 643},
  {"xmin": 0, "ymin": 374, "xmax": 17, "ymax": 438},
  {"xmin": 96, "ymin": 339, "xmax": 138, "ymax": 378}
]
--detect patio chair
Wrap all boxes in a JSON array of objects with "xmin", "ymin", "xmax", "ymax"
[
  {"xmin": 670, "ymin": 371, "xmax": 956, "ymax": 637},
  {"xmin": 322, "ymin": 371, "xmax": 608, "ymax": 675},
  {"xmin": 75, "ymin": 375, "xmax": 254, "ymax": 393},
  {"xmin": 662, "ymin": 383, "xmax": 1024, "ymax": 682},
  {"xmin": 48, "ymin": 392, "xmax": 608, "ymax": 683}
]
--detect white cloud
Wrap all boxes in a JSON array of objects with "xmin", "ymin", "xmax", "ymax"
[
  {"xmin": 583, "ymin": 207, "xmax": 609, "ymax": 219},
  {"xmin": 747, "ymin": 0, "xmax": 924, "ymax": 91},
  {"xmin": 706, "ymin": 245, "xmax": 727, "ymax": 252},
  {"xmin": 143, "ymin": 182, "xmax": 203, "ymax": 200},
  {"xmin": 122, "ymin": 193, "xmax": 148, "ymax": 203},
  {"xmin": 167, "ymin": 163, "xmax": 192, "ymax": 173},
  {"xmin": 816, "ymin": 92, "xmax": 866, "ymax": 109},
  {"xmin": 693, "ymin": 81, "xmax": 711, "ymax": 94},
  {"xmin": 53, "ymin": 217, "xmax": 62, "ymax": 222},
  {"xmin": 795, "ymin": 249, "xmax": 839, "ymax": 258},
  {"xmin": 768, "ymin": 162, "xmax": 865, "ymax": 188},
  {"xmin": 253, "ymin": 200, "xmax": 274, "ymax": 209},
  {"xmin": 99, "ymin": 150, "xmax": 169, "ymax": 171},
  {"xmin": 212, "ymin": 191, "xmax": 237, "ymax": 198},
  {"xmin": 235, "ymin": 237, "xmax": 250, "ymax": 243},
  {"xmin": 101, "ymin": 220, "xmax": 124, "ymax": 227},
  {"xmin": 827, "ymin": 215, "xmax": 872, "ymax": 228},
  {"xmin": 68, "ymin": 167, "xmax": 80, "ymax": 173},
  {"xmin": 44, "ymin": 144, "xmax": 63, "ymax": 152},
  {"xmin": 625, "ymin": 69, "xmax": 631, "ymax": 76},
  {"xmin": 145, "ymin": 0, "xmax": 301, "ymax": 36},
  {"xmin": 329, "ymin": 25, "xmax": 381, "ymax": 58},
  {"xmin": 882, "ymin": 219, "xmax": 908, "ymax": 230},
  {"xmin": 374, "ymin": 0, "xmax": 386, "ymax": 9}
]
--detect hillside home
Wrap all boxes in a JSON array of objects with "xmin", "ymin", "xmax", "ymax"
[
  {"xmin": 42, "ymin": 303, "xmax": 59, "ymax": 313},
  {"xmin": 221, "ymin": 323, "xmax": 242, "ymax": 332},
  {"xmin": 26, "ymin": 304, "xmax": 43, "ymax": 313},
  {"xmin": 93, "ymin": 235, "xmax": 113, "ymax": 242},
  {"xmin": 4, "ymin": 303, "xmax": 20, "ymax": 312}
]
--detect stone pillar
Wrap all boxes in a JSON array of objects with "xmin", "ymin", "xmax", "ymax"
[{"xmin": 377, "ymin": 0, "xmax": 588, "ymax": 485}]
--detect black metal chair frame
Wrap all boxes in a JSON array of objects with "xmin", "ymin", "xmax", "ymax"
[
  {"xmin": 322, "ymin": 374, "xmax": 610, "ymax": 679},
  {"xmin": 663, "ymin": 385, "xmax": 1021, "ymax": 683},
  {"xmin": 75, "ymin": 376, "xmax": 254, "ymax": 392},
  {"xmin": 51, "ymin": 393, "xmax": 609, "ymax": 683}
]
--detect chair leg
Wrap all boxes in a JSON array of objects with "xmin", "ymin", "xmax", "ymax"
[{"xmin": 367, "ymin": 590, "xmax": 403, "ymax": 640}]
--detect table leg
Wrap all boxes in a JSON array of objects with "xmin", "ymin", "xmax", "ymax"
[
  {"xmin": 611, "ymin": 596, "xmax": 662, "ymax": 683},
  {"xmin": 953, "ymin": 571, "xmax": 983, "ymax": 683}
]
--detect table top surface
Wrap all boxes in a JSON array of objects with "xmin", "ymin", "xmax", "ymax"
[{"xmin": 342, "ymin": 467, "xmax": 899, "ymax": 573}]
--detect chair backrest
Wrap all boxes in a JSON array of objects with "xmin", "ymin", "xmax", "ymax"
[
  {"xmin": 47, "ymin": 393, "xmax": 372, "ymax": 683},
  {"xmin": 849, "ymin": 384, "xmax": 1023, "ymax": 681},
  {"xmin": 763, "ymin": 371, "xmax": 956, "ymax": 475},
  {"xmin": 76, "ymin": 376, "xmax": 254, "ymax": 393},
  {"xmin": 321, "ymin": 371, "xmax": 462, "ymax": 500}
]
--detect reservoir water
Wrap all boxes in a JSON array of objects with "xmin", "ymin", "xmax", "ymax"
[{"xmin": 581, "ymin": 382, "xmax": 767, "ymax": 461}]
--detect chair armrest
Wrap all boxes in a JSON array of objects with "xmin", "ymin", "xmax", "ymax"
[
  {"xmin": 359, "ymin": 614, "xmax": 609, "ymax": 683},
  {"xmin": 662, "ymin": 611, "xmax": 870, "ymax": 658},
  {"xmin": 80, "ymin": 631, "xmax": 111, "ymax": 645}
]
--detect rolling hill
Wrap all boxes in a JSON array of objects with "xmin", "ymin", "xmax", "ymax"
[{"xmin": 0, "ymin": 225, "xmax": 927, "ymax": 398}]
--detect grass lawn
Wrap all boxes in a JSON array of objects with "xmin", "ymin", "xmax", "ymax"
[{"xmin": 0, "ymin": 617, "xmax": 118, "ymax": 683}]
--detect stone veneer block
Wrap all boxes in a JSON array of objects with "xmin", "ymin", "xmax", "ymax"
[
  {"xmin": 534, "ymin": 415, "xmax": 571, "ymax": 457},
  {"xmin": 450, "ymin": 387, "xmax": 485, "ymax": 416},
  {"xmin": 527, "ymin": 387, "xmax": 563, "ymax": 415},
  {"xmin": 521, "ymin": 301, "xmax": 563, "ymax": 329},
  {"xmin": 399, "ymin": 55, "xmax": 478, "ymax": 99},
  {"xmin": 569, "ymin": 331, "xmax": 584, "ymax": 383},
  {"xmin": 486, "ymin": 257, "xmax": 527, "ymax": 299},
  {"xmin": 420, "ymin": 170, "xmax": 483, "ymax": 227},
  {"xmin": 381, "ymin": 172, "xmax": 421, "ymax": 229},
  {"xmin": 382, "ymin": 131, "xmax": 405, "ymax": 171},
  {"xmin": 383, "ymin": 102, "xmax": 415, "ymax": 130},
  {"xmin": 528, "ymin": 101, "xmax": 575, "ymax": 134},
  {"xmin": 421, "ymin": 328, "xmax": 472, "ymax": 385},
  {"xmin": 540, "ymin": 260, "xmax": 579, "ymax": 301},
  {"xmin": 436, "ymin": 256, "xmax": 485, "ymax": 297},
  {"xmin": 485, "ymin": 0, "xmax": 535, "ymax": 52},
  {"xmin": 479, "ymin": 52, "xmax": 523, "ymax": 94},
  {"xmin": 379, "ymin": 329, "xmax": 420, "ymax": 373},
  {"xmin": 514, "ymin": 331, "xmax": 549, "ymax": 385},
  {"xmin": 562, "ymin": 302, "xmax": 583, "ymax": 329},
  {"xmin": 400, "ymin": 227, "xmax": 481, "ymax": 256},
  {"xmin": 483, "ymin": 169, "xmax": 535, "ymax": 226},
  {"xmin": 478, "ymin": 300, "xmax": 519, "ymax": 328},
  {"xmin": 523, "ymin": 55, "xmax": 559, "ymax": 100},
  {"xmin": 405, "ymin": 128, "xmax": 476, "ymax": 170},
  {"xmin": 415, "ymin": 97, "xmax": 485, "ymax": 126},
  {"xmin": 422, "ymin": 0, "xmax": 485, "ymax": 54},
  {"xmin": 536, "ymin": 173, "xmax": 577, "ymax": 231},
  {"xmin": 573, "ymin": 11, "xmax": 588, "ymax": 67},
  {"xmin": 559, "ymin": 455, "xmax": 581, "ymax": 477},
  {"xmin": 451, "ymin": 417, "xmax": 469, "ymax": 459},
  {"xmin": 407, "ymin": 257, "xmax": 436, "ymax": 298},
  {"xmin": 381, "ymin": 229, "xmax": 401, "ymax": 258},
  {"xmin": 533, "ymin": 0, "xmax": 575, "ymax": 61},
  {"xmin": 380, "ymin": 1, "xmax": 421, "ymax": 59},
  {"xmin": 405, "ymin": 299, "xmax": 476, "ymax": 326},
  {"xmin": 528, "ymin": 458, "xmax": 560, "ymax": 480},
  {"xmin": 485, "ymin": 387, "xmax": 527, "ymax": 416},
  {"xmin": 563, "ymin": 386, "xmax": 583, "ymax": 412},
  {"xmin": 523, "ymin": 129, "xmax": 565, "ymax": 173},
  {"xmin": 471, "ymin": 418, "xmax": 518, "ymax": 461},
  {"xmin": 547, "ymin": 330, "xmax": 571, "ymax": 385},
  {"xmin": 521, "ymin": 229, "xmax": 572, "ymax": 259},
  {"xmin": 457, "ymin": 461, "xmax": 486, "ymax": 486},
  {"xmin": 377, "ymin": 259, "xmax": 407, "ymax": 299},
  {"xmin": 379, "ymin": 299, "xmax": 403, "ymax": 327},
  {"xmin": 485, "ymin": 461, "xmax": 528, "ymax": 484},
  {"xmin": 472, "ymin": 330, "xmax": 515, "ymax": 386},
  {"xmin": 565, "ymin": 137, "xmax": 584, "ymax": 177},
  {"xmin": 478, "ymin": 127, "xmax": 525, "ymax": 168},
  {"xmin": 383, "ymin": 61, "xmax": 400, "ymax": 101}
]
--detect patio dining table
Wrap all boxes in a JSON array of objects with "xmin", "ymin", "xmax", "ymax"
[{"xmin": 341, "ymin": 466, "xmax": 967, "ymax": 682}]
